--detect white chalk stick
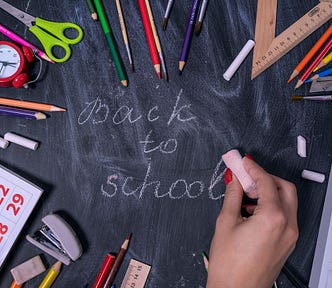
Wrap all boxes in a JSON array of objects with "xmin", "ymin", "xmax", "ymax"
[
  {"xmin": 297, "ymin": 135, "xmax": 307, "ymax": 158},
  {"xmin": 222, "ymin": 149, "xmax": 256, "ymax": 193},
  {"xmin": 223, "ymin": 39, "xmax": 255, "ymax": 81},
  {"xmin": 11, "ymin": 255, "xmax": 46, "ymax": 284},
  {"xmin": 0, "ymin": 137, "xmax": 9, "ymax": 149},
  {"xmin": 301, "ymin": 169, "xmax": 325, "ymax": 183},
  {"xmin": 4, "ymin": 132, "xmax": 39, "ymax": 150}
]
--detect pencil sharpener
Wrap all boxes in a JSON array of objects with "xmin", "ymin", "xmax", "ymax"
[{"xmin": 26, "ymin": 213, "xmax": 83, "ymax": 265}]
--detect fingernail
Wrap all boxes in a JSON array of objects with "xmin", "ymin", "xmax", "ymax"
[
  {"xmin": 224, "ymin": 168, "xmax": 233, "ymax": 185},
  {"xmin": 245, "ymin": 153, "xmax": 254, "ymax": 160}
]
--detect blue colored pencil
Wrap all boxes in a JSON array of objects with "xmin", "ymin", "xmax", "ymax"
[
  {"xmin": 305, "ymin": 67, "xmax": 332, "ymax": 83},
  {"xmin": 0, "ymin": 105, "xmax": 46, "ymax": 120}
]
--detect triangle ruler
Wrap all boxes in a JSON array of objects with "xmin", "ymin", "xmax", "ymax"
[{"xmin": 252, "ymin": 0, "xmax": 332, "ymax": 79}]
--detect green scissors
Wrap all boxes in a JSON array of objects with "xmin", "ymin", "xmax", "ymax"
[{"xmin": 0, "ymin": 0, "xmax": 83, "ymax": 62}]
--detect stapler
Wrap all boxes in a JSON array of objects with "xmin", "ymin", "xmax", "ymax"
[{"xmin": 26, "ymin": 213, "xmax": 83, "ymax": 265}]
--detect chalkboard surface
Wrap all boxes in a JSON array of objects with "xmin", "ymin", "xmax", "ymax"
[{"xmin": 0, "ymin": 0, "xmax": 331, "ymax": 287}]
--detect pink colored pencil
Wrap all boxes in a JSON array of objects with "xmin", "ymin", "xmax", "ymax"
[{"xmin": 295, "ymin": 38, "xmax": 332, "ymax": 89}]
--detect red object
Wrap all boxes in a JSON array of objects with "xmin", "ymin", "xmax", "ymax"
[
  {"xmin": 0, "ymin": 41, "xmax": 30, "ymax": 88},
  {"xmin": 92, "ymin": 253, "xmax": 116, "ymax": 288},
  {"xmin": 138, "ymin": 0, "xmax": 160, "ymax": 77},
  {"xmin": 245, "ymin": 154, "xmax": 254, "ymax": 160},
  {"xmin": 22, "ymin": 46, "xmax": 35, "ymax": 63},
  {"xmin": 224, "ymin": 168, "xmax": 232, "ymax": 185}
]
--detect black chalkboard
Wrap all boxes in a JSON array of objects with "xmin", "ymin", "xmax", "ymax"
[{"xmin": 0, "ymin": 0, "xmax": 331, "ymax": 287}]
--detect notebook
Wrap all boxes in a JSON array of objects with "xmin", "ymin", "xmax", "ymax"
[{"xmin": 0, "ymin": 164, "xmax": 43, "ymax": 270}]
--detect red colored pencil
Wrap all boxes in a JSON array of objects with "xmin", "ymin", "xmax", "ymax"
[
  {"xmin": 138, "ymin": 0, "xmax": 161, "ymax": 78},
  {"xmin": 295, "ymin": 38, "xmax": 332, "ymax": 89},
  {"xmin": 92, "ymin": 253, "xmax": 116, "ymax": 288}
]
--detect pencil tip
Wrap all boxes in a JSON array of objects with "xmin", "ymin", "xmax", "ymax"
[
  {"xmin": 179, "ymin": 61, "xmax": 185, "ymax": 72},
  {"xmin": 36, "ymin": 112, "xmax": 47, "ymax": 120},
  {"xmin": 162, "ymin": 18, "xmax": 168, "ymax": 30},
  {"xmin": 121, "ymin": 80, "xmax": 128, "ymax": 87},
  {"xmin": 288, "ymin": 71, "xmax": 297, "ymax": 83},
  {"xmin": 92, "ymin": 13, "xmax": 98, "ymax": 21},
  {"xmin": 294, "ymin": 81, "xmax": 303, "ymax": 89},
  {"xmin": 130, "ymin": 64, "xmax": 135, "ymax": 72}
]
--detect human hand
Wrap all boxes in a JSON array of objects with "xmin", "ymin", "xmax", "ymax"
[{"xmin": 206, "ymin": 157, "xmax": 298, "ymax": 288}]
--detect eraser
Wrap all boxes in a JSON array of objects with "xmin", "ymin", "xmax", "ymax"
[
  {"xmin": 10, "ymin": 255, "xmax": 46, "ymax": 284},
  {"xmin": 301, "ymin": 169, "xmax": 325, "ymax": 183},
  {"xmin": 297, "ymin": 135, "xmax": 307, "ymax": 158},
  {"xmin": 4, "ymin": 132, "xmax": 39, "ymax": 150},
  {"xmin": 0, "ymin": 137, "xmax": 9, "ymax": 149},
  {"xmin": 222, "ymin": 149, "xmax": 256, "ymax": 193}
]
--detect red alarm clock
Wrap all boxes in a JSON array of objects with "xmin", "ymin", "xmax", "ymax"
[{"xmin": 0, "ymin": 41, "xmax": 34, "ymax": 88}]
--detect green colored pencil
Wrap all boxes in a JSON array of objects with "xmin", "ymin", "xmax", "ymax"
[
  {"xmin": 202, "ymin": 252, "xmax": 209, "ymax": 272},
  {"xmin": 86, "ymin": 0, "xmax": 98, "ymax": 20},
  {"xmin": 93, "ymin": 0, "xmax": 128, "ymax": 87}
]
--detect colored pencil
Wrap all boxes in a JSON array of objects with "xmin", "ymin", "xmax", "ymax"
[
  {"xmin": 87, "ymin": 0, "xmax": 98, "ymax": 20},
  {"xmin": 305, "ymin": 67, "xmax": 332, "ymax": 83},
  {"xmin": 103, "ymin": 234, "xmax": 131, "ymax": 288},
  {"xmin": 288, "ymin": 25, "xmax": 332, "ymax": 83},
  {"xmin": 313, "ymin": 51, "xmax": 332, "ymax": 72},
  {"xmin": 201, "ymin": 252, "xmax": 209, "ymax": 272},
  {"xmin": 38, "ymin": 261, "xmax": 62, "ymax": 288},
  {"xmin": 292, "ymin": 95, "xmax": 332, "ymax": 101},
  {"xmin": 0, "ymin": 106, "xmax": 46, "ymax": 120},
  {"xmin": 0, "ymin": 24, "xmax": 53, "ymax": 64},
  {"xmin": 0, "ymin": 98, "xmax": 66, "ymax": 112},
  {"xmin": 10, "ymin": 280, "xmax": 23, "ymax": 288},
  {"xmin": 138, "ymin": 0, "xmax": 161, "ymax": 78},
  {"xmin": 179, "ymin": 0, "xmax": 201, "ymax": 73},
  {"xmin": 295, "ymin": 38, "xmax": 332, "ymax": 89},
  {"xmin": 93, "ymin": 254, "xmax": 116, "ymax": 288},
  {"xmin": 194, "ymin": 0, "xmax": 208, "ymax": 35},
  {"xmin": 115, "ymin": 0, "xmax": 134, "ymax": 72},
  {"xmin": 145, "ymin": 0, "xmax": 168, "ymax": 80},
  {"xmin": 93, "ymin": 0, "xmax": 128, "ymax": 87},
  {"xmin": 162, "ymin": 0, "xmax": 174, "ymax": 30}
]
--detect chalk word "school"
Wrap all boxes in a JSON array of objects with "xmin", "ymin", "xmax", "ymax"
[{"xmin": 101, "ymin": 158, "xmax": 226, "ymax": 200}]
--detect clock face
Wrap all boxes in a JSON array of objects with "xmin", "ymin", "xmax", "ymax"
[{"xmin": 0, "ymin": 44, "xmax": 21, "ymax": 79}]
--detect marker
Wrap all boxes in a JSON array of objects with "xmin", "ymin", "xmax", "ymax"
[{"xmin": 38, "ymin": 261, "xmax": 62, "ymax": 288}]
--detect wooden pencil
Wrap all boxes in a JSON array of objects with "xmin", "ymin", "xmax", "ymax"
[
  {"xmin": 145, "ymin": 0, "xmax": 168, "ymax": 80},
  {"xmin": 115, "ymin": 0, "xmax": 134, "ymax": 72},
  {"xmin": 288, "ymin": 25, "xmax": 332, "ymax": 83},
  {"xmin": 138, "ymin": 0, "xmax": 161, "ymax": 78},
  {"xmin": 313, "ymin": 51, "xmax": 332, "ymax": 72},
  {"xmin": 0, "ymin": 98, "xmax": 66, "ymax": 112},
  {"xmin": 0, "ymin": 106, "xmax": 46, "ymax": 120},
  {"xmin": 87, "ymin": 0, "xmax": 98, "ymax": 20}
]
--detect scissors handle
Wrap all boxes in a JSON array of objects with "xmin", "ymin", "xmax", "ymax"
[{"xmin": 29, "ymin": 17, "xmax": 84, "ymax": 63}]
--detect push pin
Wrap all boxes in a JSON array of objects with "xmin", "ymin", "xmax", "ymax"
[{"xmin": 26, "ymin": 213, "xmax": 83, "ymax": 265}]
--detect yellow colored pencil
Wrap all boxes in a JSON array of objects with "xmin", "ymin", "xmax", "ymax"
[
  {"xmin": 313, "ymin": 51, "xmax": 332, "ymax": 72},
  {"xmin": 38, "ymin": 261, "xmax": 62, "ymax": 288}
]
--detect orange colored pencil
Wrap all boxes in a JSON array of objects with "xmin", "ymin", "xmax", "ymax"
[
  {"xmin": 288, "ymin": 25, "xmax": 332, "ymax": 83},
  {"xmin": 0, "ymin": 98, "xmax": 66, "ymax": 112},
  {"xmin": 295, "ymin": 38, "xmax": 332, "ymax": 89},
  {"xmin": 138, "ymin": 0, "xmax": 161, "ymax": 78},
  {"xmin": 10, "ymin": 280, "xmax": 23, "ymax": 288}
]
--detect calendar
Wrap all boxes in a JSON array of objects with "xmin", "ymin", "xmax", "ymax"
[{"xmin": 0, "ymin": 164, "xmax": 43, "ymax": 270}]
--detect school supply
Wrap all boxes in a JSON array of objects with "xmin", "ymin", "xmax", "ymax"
[
  {"xmin": 0, "ymin": 98, "xmax": 66, "ymax": 112},
  {"xmin": 295, "ymin": 38, "xmax": 332, "ymax": 88},
  {"xmin": 138, "ymin": 0, "xmax": 161, "ymax": 78},
  {"xmin": 309, "ymin": 76, "xmax": 332, "ymax": 92},
  {"xmin": 0, "ymin": 165, "xmax": 43, "ymax": 270},
  {"xmin": 314, "ymin": 51, "xmax": 332, "ymax": 71},
  {"xmin": 306, "ymin": 67, "xmax": 332, "ymax": 83},
  {"xmin": 145, "ymin": 0, "xmax": 167, "ymax": 80},
  {"xmin": 252, "ymin": 0, "xmax": 332, "ymax": 79},
  {"xmin": 0, "ymin": 136, "xmax": 9, "ymax": 149},
  {"xmin": 309, "ymin": 163, "xmax": 332, "ymax": 287},
  {"xmin": 201, "ymin": 252, "xmax": 209, "ymax": 272},
  {"xmin": 288, "ymin": 25, "xmax": 332, "ymax": 82},
  {"xmin": 26, "ymin": 213, "xmax": 83, "ymax": 266},
  {"xmin": 301, "ymin": 169, "xmax": 325, "ymax": 183},
  {"xmin": 10, "ymin": 280, "xmax": 23, "ymax": 288},
  {"xmin": 179, "ymin": 0, "xmax": 201, "ymax": 73},
  {"xmin": 0, "ymin": 0, "xmax": 83, "ymax": 63},
  {"xmin": 4, "ymin": 132, "xmax": 39, "ymax": 150},
  {"xmin": 194, "ymin": 0, "xmax": 208, "ymax": 35},
  {"xmin": 292, "ymin": 95, "xmax": 332, "ymax": 101},
  {"xmin": 120, "ymin": 259, "xmax": 151, "ymax": 288},
  {"xmin": 87, "ymin": 0, "xmax": 98, "ymax": 21},
  {"xmin": 38, "ymin": 261, "xmax": 62, "ymax": 288},
  {"xmin": 93, "ymin": 253, "xmax": 116, "ymax": 288},
  {"xmin": 115, "ymin": 0, "xmax": 134, "ymax": 72},
  {"xmin": 162, "ymin": 0, "xmax": 174, "ymax": 30},
  {"xmin": 93, "ymin": 0, "xmax": 128, "ymax": 87},
  {"xmin": 103, "ymin": 234, "xmax": 131, "ymax": 288},
  {"xmin": 0, "ymin": 24, "xmax": 53, "ymax": 63},
  {"xmin": 10, "ymin": 255, "xmax": 46, "ymax": 285},
  {"xmin": 0, "ymin": 106, "xmax": 46, "ymax": 120}
]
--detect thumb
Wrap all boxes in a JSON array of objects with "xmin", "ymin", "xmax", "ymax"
[{"xmin": 221, "ymin": 169, "xmax": 244, "ymax": 224}]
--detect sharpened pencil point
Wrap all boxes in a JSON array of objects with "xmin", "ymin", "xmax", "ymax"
[
  {"xmin": 295, "ymin": 80, "xmax": 303, "ymax": 89},
  {"xmin": 179, "ymin": 61, "xmax": 185, "ymax": 72},
  {"xmin": 162, "ymin": 18, "xmax": 168, "ymax": 30},
  {"xmin": 121, "ymin": 80, "xmax": 128, "ymax": 87},
  {"xmin": 36, "ymin": 112, "xmax": 47, "ymax": 120},
  {"xmin": 288, "ymin": 71, "xmax": 298, "ymax": 83},
  {"xmin": 91, "ymin": 12, "xmax": 98, "ymax": 20}
]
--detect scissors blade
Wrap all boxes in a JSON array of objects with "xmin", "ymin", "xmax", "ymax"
[{"xmin": 0, "ymin": 0, "xmax": 36, "ymax": 27}]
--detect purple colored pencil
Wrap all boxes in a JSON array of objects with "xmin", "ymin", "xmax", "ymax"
[
  {"xmin": 179, "ymin": 0, "xmax": 201, "ymax": 73},
  {"xmin": 0, "ymin": 105, "xmax": 46, "ymax": 120}
]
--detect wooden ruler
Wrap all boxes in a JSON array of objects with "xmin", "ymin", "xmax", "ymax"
[
  {"xmin": 252, "ymin": 0, "xmax": 332, "ymax": 79},
  {"xmin": 120, "ymin": 259, "xmax": 151, "ymax": 288}
]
